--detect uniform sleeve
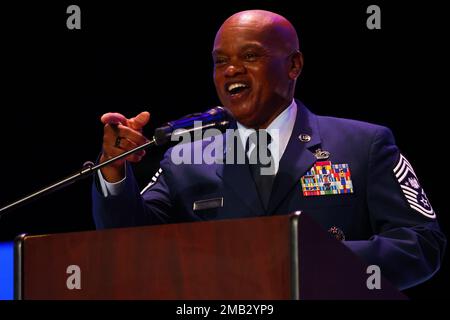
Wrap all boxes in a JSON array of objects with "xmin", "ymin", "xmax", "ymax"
[
  {"xmin": 344, "ymin": 126, "xmax": 446, "ymax": 290},
  {"xmin": 92, "ymin": 152, "xmax": 175, "ymax": 229}
]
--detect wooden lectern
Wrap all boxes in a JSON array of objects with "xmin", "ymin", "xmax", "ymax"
[{"xmin": 14, "ymin": 212, "xmax": 405, "ymax": 299}]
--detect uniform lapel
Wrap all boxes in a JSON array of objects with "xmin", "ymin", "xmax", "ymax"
[{"xmin": 267, "ymin": 101, "xmax": 322, "ymax": 214}]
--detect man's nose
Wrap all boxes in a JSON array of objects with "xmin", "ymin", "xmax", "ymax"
[{"xmin": 224, "ymin": 62, "xmax": 246, "ymax": 77}]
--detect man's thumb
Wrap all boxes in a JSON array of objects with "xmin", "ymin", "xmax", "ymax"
[{"xmin": 128, "ymin": 111, "xmax": 150, "ymax": 130}]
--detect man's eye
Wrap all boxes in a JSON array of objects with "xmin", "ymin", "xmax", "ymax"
[
  {"xmin": 244, "ymin": 52, "xmax": 258, "ymax": 61},
  {"xmin": 214, "ymin": 57, "xmax": 227, "ymax": 65}
]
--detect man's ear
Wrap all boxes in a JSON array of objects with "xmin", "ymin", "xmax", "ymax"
[{"xmin": 288, "ymin": 51, "xmax": 303, "ymax": 80}]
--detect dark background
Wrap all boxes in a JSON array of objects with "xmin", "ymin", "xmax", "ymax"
[{"xmin": 0, "ymin": 1, "xmax": 447, "ymax": 298}]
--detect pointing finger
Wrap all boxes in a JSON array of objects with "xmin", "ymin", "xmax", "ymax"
[{"xmin": 128, "ymin": 111, "xmax": 150, "ymax": 130}]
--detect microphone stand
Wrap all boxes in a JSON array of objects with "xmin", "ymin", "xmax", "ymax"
[
  {"xmin": 0, "ymin": 138, "xmax": 156, "ymax": 217},
  {"xmin": 0, "ymin": 119, "xmax": 230, "ymax": 218}
]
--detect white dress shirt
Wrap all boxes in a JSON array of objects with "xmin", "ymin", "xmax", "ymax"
[{"xmin": 236, "ymin": 99, "xmax": 297, "ymax": 175}]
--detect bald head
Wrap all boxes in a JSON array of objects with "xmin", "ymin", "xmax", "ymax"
[
  {"xmin": 216, "ymin": 10, "xmax": 299, "ymax": 56},
  {"xmin": 213, "ymin": 10, "xmax": 303, "ymax": 129}
]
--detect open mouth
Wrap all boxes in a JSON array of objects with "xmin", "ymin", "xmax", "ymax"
[{"xmin": 226, "ymin": 82, "xmax": 250, "ymax": 96}]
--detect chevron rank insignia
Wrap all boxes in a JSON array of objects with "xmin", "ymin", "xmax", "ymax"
[
  {"xmin": 301, "ymin": 161, "xmax": 354, "ymax": 196},
  {"xmin": 394, "ymin": 154, "xmax": 435, "ymax": 219}
]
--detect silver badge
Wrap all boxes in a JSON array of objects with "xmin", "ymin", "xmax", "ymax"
[
  {"xmin": 299, "ymin": 134, "xmax": 311, "ymax": 142},
  {"xmin": 314, "ymin": 148, "xmax": 330, "ymax": 160}
]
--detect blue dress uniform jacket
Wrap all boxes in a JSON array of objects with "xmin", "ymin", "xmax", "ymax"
[{"xmin": 92, "ymin": 101, "xmax": 446, "ymax": 290}]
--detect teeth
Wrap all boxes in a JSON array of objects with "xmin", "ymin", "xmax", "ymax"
[{"xmin": 228, "ymin": 83, "xmax": 248, "ymax": 92}]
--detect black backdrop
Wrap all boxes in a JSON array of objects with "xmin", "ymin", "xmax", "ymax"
[{"xmin": 0, "ymin": 1, "xmax": 447, "ymax": 298}]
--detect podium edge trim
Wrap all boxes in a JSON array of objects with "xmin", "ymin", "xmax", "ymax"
[
  {"xmin": 14, "ymin": 233, "xmax": 27, "ymax": 300},
  {"xmin": 290, "ymin": 212, "xmax": 301, "ymax": 300}
]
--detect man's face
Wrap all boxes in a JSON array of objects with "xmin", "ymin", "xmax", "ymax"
[{"xmin": 213, "ymin": 24, "xmax": 293, "ymax": 128}]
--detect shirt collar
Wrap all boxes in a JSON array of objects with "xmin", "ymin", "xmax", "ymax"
[{"xmin": 236, "ymin": 99, "xmax": 297, "ymax": 157}]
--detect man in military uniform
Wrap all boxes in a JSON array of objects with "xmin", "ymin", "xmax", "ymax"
[{"xmin": 92, "ymin": 10, "xmax": 446, "ymax": 290}]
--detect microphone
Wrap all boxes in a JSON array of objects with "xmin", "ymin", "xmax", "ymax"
[{"xmin": 153, "ymin": 106, "xmax": 233, "ymax": 145}]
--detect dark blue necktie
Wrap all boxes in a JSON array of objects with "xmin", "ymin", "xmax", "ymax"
[{"xmin": 246, "ymin": 131, "xmax": 276, "ymax": 210}]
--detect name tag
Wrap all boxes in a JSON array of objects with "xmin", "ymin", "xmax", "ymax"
[{"xmin": 193, "ymin": 197, "xmax": 224, "ymax": 211}]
